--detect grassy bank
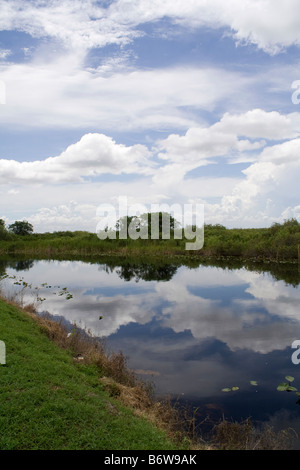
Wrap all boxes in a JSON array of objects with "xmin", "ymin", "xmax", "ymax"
[
  {"xmin": 1, "ymin": 219, "xmax": 300, "ymax": 261},
  {"xmin": 0, "ymin": 298, "xmax": 296, "ymax": 450},
  {"xmin": 0, "ymin": 297, "xmax": 191, "ymax": 450}
]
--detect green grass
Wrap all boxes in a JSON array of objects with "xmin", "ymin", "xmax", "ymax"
[{"xmin": 0, "ymin": 299, "xmax": 180, "ymax": 450}]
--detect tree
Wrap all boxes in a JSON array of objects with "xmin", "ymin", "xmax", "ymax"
[
  {"xmin": 0, "ymin": 218, "xmax": 10, "ymax": 240},
  {"xmin": 8, "ymin": 220, "xmax": 34, "ymax": 236},
  {"xmin": 116, "ymin": 212, "xmax": 181, "ymax": 240}
]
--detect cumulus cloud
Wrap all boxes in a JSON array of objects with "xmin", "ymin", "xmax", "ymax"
[
  {"xmin": 155, "ymin": 109, "xmax": 300, "ymax": 171},
  {"xmin": 151, "ymin": 109, "xmax": 300, "ymax": 227},
  {"xmin": 205, "ymin": 147, "xmax": 300, "ymax": 227},
  {"xmin": 2, "ymin": 107, "xmax": 297, "ymax": 186},
  {"xmin": 260, "ymin": 137, "xmax": 300, "ymax": 164},
  {"xmin": 215, "ymin": 109, "xmax": 300, "ymax": 140},
  {"xmin": 0, "ymin": 133, "xmax": 153, "ymax": 184}
]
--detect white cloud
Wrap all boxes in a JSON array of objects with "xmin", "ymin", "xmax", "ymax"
[
  {"xmin": 220, "ymin": 0, "xmax": 300, "ymax": 54},
  {"xmin": 155, "ymin": 109, "xmax": 300, "ymax": 173},
  {"xmin": 260, "ymin": 137, "xmax": 300, "ymax": 164},
  {"xmin": 216, "ymin": 109, "xmax": 300, "ymax": 140},
  {"xmin": 28, "ymin": 202, "xmax": 98, "ymax": 233},
  {"xmin": 1, "ymin": 0, "xmax": 300, "ymax": 59},
  {"xmin": 0, "ymin": 49, "xmax": 11, "ymax": 60},
  {"xmin": 0, "ymin": 133, "xmax": 153, "ymax": 184},
  {"xmin": 151, "ymin": 110, "xmax": 300, "ymax": 228},
  {"xmin": 0, "ymin": 0, "xmax": 141, "ymax": 51},
  {"xmin": 205, "ymin": 149, "xmax": 300, "ymax": 227},
  {"xmin": 122, "ymin": 0, "xmax": 300, "ymax": 54},
  {"xmin": 1, "ymin": 2, "xmax": 297, "ymax": 136},
  {"xmin": 155, "ymin": 268, "xmax": 298, "ymax": 354},
  {"xmin": 2, "ymin": 108, "xmax": 291, "ymax": 187},
  {"xmin": 0, "ymin": 56, "xmax": 252, "ymax": 131}
]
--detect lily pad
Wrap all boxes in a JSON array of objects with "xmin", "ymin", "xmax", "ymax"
[
  {"xmin": 222, "ymin": 388, "xmax": 232, "ymax": 392},
  {"xmin": 285, "ymin": 376, "xmax": 295, "ymax": 383},
  {"xmin": 277, "ymin": 382, "xmax": 290, "ymax": 391},
  {"xmin": 232, "ymin": 387, "xmax": 239, "ymax": 391},
  {"xmin": 250, "ymin": 381, "xmax": 258, "ymax": 386},
  {"xmin": 277, "ymin": 382, "xmax": 298, "ymax": 392}
]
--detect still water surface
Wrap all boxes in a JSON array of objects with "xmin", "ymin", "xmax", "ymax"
[{"xmin": 2, "ymin": 257, "xmax": 300, "ymax": 440}]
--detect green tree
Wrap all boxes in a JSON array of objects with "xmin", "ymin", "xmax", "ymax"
[
  {"xmin": 116, "ymin": 212, "xmax": 181, "ymax": 240},
  {"xmin": 0, "ymin": 218, "xmax": 10, "ymax": 240},
  {"xmin": 8, "ymin": 220, "xmax": 34, "ymax": 236}
]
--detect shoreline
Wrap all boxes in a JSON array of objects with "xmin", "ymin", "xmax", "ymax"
[
  {"xmin": 0, "ymin": 244, "xmax": 299, "ymax": 264},
  {"xmin": 0, "ymin": 295, "xmax": 198, "ymax": 450},
  {"xmin": 0, "ymin": 294, "xmax": 297, "ymax": 450}
]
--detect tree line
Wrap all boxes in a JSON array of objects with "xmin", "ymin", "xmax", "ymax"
[{"xmin": 0, "ymin": 219, "xmax": 34, "ymax": 239}]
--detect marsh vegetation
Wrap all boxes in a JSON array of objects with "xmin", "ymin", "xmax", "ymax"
[{"xmin": 0, "ymin": 217, "xmax": 300, "ymax": 261}]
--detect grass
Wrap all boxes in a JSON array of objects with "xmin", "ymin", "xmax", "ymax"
[{"xmin": 0, "ymin": 297, "xmax": 189, "ymax": 450}]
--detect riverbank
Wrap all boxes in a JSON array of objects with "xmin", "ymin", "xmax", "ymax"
[
  {"xmin": 0, "ymin": 295, "xmax": 296, "ymax": 450},
  {"xmin": 0, "ymin": 297, "xmax": 195, "ymax": 450}
]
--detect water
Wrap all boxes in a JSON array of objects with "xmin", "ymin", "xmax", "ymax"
[{"xmin": 1, "ymin": 257, "xmax": 300, "ymax": 443}]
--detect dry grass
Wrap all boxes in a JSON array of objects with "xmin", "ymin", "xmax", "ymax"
[
  {"xmin": 211, "ymin": 417, "xmax": 297, "ymax": 450},
  {"xmin": 28, "ymin": 313, "xmax": 137, "ymax": 385}
]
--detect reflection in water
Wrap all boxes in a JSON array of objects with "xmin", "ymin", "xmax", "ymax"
[
  {"xmin": 1, "ymin": 257, "xmax": 300, "ymax": 441},
  {"xmin": 115, "ymin": 263, "xmax": 178, "ymax": 282}
]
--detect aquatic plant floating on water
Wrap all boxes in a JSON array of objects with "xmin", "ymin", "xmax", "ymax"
[
  {"xmin": 277, "ymin": 376, "xmax": 297, "ymax": 392},
  {"xmin": 222, "ymin": 386, "xmax": 239, "ymax": 392},
  {"xmin": 222, "ymin": 381, "xmax": 259, "ymax": 393},
  {"xmin": 0, "ymin": 274, "xmax": 74, "ymax": 302}
]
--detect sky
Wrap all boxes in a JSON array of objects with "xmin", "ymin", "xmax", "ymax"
[{"xmin": 1, "ymin": 0, "xmax": 300, "ymax": 233}]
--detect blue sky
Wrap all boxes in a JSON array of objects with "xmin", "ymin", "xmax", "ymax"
[{"xmin": 1, "ymin": 0, "xmax": 300, "ymax": 232}]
